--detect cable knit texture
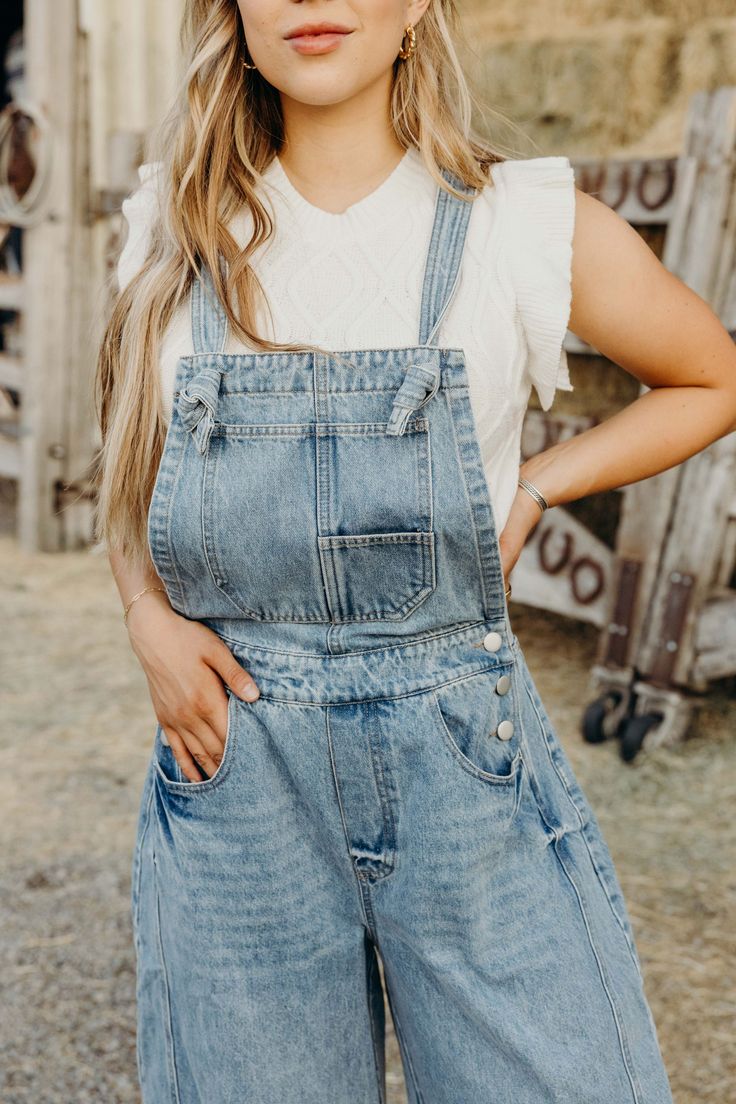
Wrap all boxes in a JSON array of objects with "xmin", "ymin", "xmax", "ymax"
[{"xmin": 117, "ymin": 148, "xmax": 575, "ymax": 533}]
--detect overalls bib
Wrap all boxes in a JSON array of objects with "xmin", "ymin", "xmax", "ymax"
[{"xmin": 131, "ymin": 167, "xmax": 674, "ymax": 1104}]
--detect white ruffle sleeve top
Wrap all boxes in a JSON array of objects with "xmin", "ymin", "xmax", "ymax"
[{"xmin": 117, "ymin": 147, "xmax": 576, "ymax": 533}]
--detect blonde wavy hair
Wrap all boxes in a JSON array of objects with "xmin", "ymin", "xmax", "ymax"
[{"xmin": 93, "ymin": 0, "xmax": 508, "ymax": 569}]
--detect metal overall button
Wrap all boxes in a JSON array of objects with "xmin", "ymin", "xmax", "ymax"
[
  {"xmin": 495, "ymin": 674, "xmax": 511, "ymax": 696},
  {"xmin": 493, "ymin": 719, "xmax": 515, "ymax": 741}
]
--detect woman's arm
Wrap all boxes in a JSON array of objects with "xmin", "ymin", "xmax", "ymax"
[
  {"xmin": 501, "ymin": 187, "xmax": 736, "ymax": 576},
  {"xmin": 109, "ymin": 544, "xmax": 172, "ymax": 630},
  {"xmin": 110, "ymin": 545, "xmax": 260, "ymax": 781}
]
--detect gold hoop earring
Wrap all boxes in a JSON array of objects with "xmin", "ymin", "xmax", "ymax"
[
  {"xmin": 398, "ymin": 24, "xmax": 416, "ymax": 61},
  {"xmin": 241, "ymin": 42, "xmax": 257, "ymax": 70}
]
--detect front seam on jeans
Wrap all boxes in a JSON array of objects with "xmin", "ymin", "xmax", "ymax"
[
  {"xmin": 365, "ymin": 700, "xmax": 397, "ymax": 873},
  {"xmin": 379, "ymin": 962, "xmax": 426, "ymax": 1104},
  {"xmin": 132, "ymin": 773, "xmax": 155, "ymax": 954},
  {"xmin": 520, "ymin": 676, "xmax": 588, "ymax": 833},
  {"xmin": 152, "ymin": 850, "xmax": 183, "ymax": 1104},
  {"xmin": 365, "ymin": 943, "xmax": 387, "ymax": 1104},
  {"xmin": 579, "ymin": 818, "xmax": 644, "ymax": 979},
  {"xmin": 553, "ymin": 838, "xmax": 644, "ymax": 1104},
  {"xmin": 324, "ymin": 706, "xmax": 373, "ymax": 931}
]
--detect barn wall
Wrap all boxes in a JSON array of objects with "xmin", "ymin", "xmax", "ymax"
[{"xmin": 79, "ymin": 0, "xmax": 184, "ymax": 192}]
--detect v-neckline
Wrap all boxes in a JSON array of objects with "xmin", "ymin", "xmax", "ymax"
[{"xmin": 262, "ymin": 147, "xmax": 419, "ymax": 235}]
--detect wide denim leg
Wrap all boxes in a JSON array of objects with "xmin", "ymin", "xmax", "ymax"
[{"xmin": 132, "ymin": 697, "xmax": 387, "ymax": 1103}]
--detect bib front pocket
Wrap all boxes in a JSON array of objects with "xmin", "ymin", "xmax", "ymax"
[
  {"xmin": 159, "ymin": 354, "xmax": 439, "ymax": 624},
  {"xmin": 202, "ymin": 415, "xmax": 436, "ymax": 623},
  {"xmin": 316, "ymin": 416, "xmax": 435, "ymax": 621},
  {"xmin": 202, "ymin": 423, "xmax": 332, "ymax": 621}
]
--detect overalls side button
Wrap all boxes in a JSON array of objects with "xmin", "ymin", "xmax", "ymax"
[
  {"xmin": 495, "ymin": 673, "xmax": 511, "ymax": 695},
  {"xmin": 496, "ymin": 720, "xmax": 515, "ymax": 741}
]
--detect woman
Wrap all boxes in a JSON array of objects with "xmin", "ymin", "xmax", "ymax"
[{"xmin": 95, "ymin": 2, "xmax": 736, "ymax": 1101}]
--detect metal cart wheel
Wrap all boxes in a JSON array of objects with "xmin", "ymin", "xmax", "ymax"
[
  {"xmin": 619, "ymin": 712, "xmax": 663, "ymax": 762},
  {"xmin": 581, "ymin": 690, "xmax": 625, "ymax": 744}
]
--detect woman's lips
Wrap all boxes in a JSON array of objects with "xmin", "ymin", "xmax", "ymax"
[{"xmin": 286, "ymin": 31, "xmax": 353, "ymax": 55}]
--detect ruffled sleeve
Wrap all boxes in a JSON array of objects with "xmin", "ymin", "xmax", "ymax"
[
  {"xmin": 492, "ymin": 156, "xmax": 576, "ymax": 411},
  {"xmin": 116, "ymin": 161, "xmax": 163, "ymax": 293}
]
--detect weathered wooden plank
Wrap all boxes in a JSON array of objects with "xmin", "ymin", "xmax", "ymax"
[
  {"xmin": 692, "ymin": 594, "xmax": 736, "ymax": 686},
  {"xmin": 713, "ymin": 183, "xmax": 736, "ymax": 331},
  {"xmin": 593, "ymin": 466, "xmax": 682, "ymax": 671},
  {"xmin": 520, "ymin": 408, "xmax": 599, "ymax": 457},
  {"xmin": 80, "ymin": 0, "xmax": 185, "ymax": 186},
  {"xmin": 636, "ymin": 435, "xmax": 736, "ymax": 687},
  {"xmin": 511, "ymin": 507, "xmax": 613, "ymax": 628},
  {"xmin": 0, "ymin": 434, "xmax": 20, "ymax": 480},
  {"xmin": 717, "ymin": 536, "xmax": 736, "ymax": 591},
  {"xmin": 631, "ymin": 87, "xmax": 736, "ymax": 690},
  {"xmin": 63, "ymin": 22, "xmax": 97, "ymax": 550},
  {"xmin": 18, "ymin": 0, "xmax": 85, "ymax": 551},
  {"xmin": 570, "ymin": 156, "xmax": 678, "ymax": 224},
  {"xmin": 716, "ymin": 489, "xmax": 736, "ymax": 588},
  {"xmin": 662, "ymin": 88, "xmax": 736, "ymax": 295}
]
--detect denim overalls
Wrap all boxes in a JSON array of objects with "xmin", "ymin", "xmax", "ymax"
[{"xmin": 131, "ymin": 167, "xmax": 674, "ymax": 1104}]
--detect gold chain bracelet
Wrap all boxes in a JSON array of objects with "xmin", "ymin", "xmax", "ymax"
[{"xmin": 123, "ymin": 585, "xmax": 167, "ymax": 624}]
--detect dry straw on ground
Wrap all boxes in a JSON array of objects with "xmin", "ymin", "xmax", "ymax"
[{"xmin": 1, "ymin": 533, "xmax": 734, "ymax": 1102}]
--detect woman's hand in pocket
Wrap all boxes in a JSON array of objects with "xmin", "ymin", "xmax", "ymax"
[{"xmin": 126, "ymin": 594, "xmax": 260, "ymax": 782}]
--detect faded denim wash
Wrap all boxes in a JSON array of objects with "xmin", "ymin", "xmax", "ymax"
[{"xmin": 131, "ymin": 166, "xmax": 675, "ymax": 1104}]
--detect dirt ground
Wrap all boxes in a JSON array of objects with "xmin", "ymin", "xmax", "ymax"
[{"xmin": 1, "ymin": 531, "xmax": 734, "ymax": 1103}]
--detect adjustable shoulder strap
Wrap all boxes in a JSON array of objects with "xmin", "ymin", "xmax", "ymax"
[
  {"xmin": 417, "ymin": 168, "xmax": 477, "ymax": 347},
  {"xmin": 190, "ymin": 256, "xmax": 229, "ymax": 355}
]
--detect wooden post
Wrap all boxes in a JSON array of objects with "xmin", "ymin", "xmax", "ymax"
[
  {"xmin": 17, "ymin": 0, "xmax": 94, "ymax": 551},
  {"xmin": 62, "ymin": 15, "xmax": 97, "ymax": 549}
]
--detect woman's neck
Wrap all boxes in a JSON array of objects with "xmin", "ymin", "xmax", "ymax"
[{"xmin": 277, "ymin": 82, "xmax": 405, "ymax": 215}]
